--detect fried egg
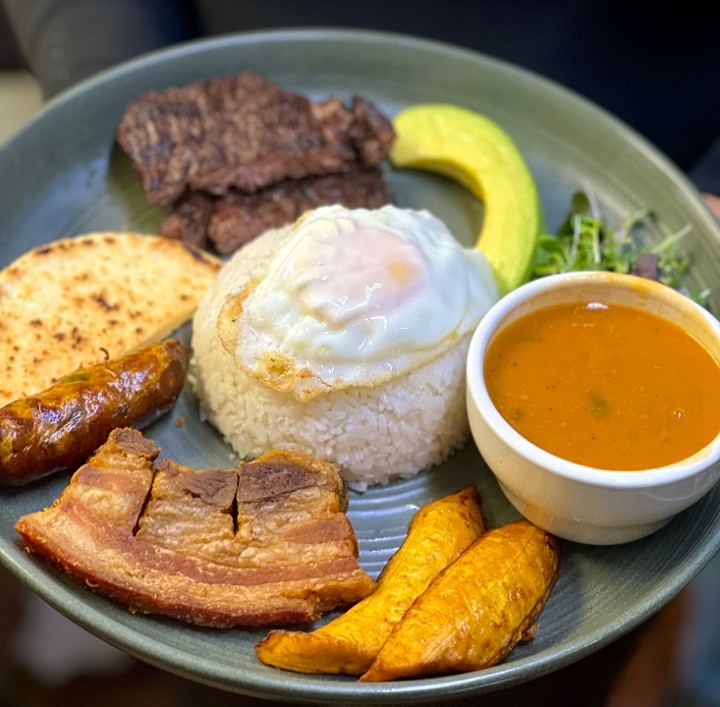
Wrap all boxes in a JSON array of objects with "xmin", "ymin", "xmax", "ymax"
[{"xmin": 217, "ymin": 204, "xmax": 498, "ymax": 401}]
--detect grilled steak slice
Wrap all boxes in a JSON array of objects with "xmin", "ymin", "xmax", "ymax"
[
  {"xmin": 116, "ymin": 71, "xmax": 395, "ymax": 208},
  {"xmin": 161, "ymin": 166, "xmax": 392, "ymax": 253},
  {"xmin": 207, "ymin": 166, "xmax": 392, "ymax": 254},
  {"xmin": 160, "ymin": 191, "xmax": 215, "ymax": 249},
  {"xmin": 15, "ymin": 428, "xmax": 374, "ymax": 628}
]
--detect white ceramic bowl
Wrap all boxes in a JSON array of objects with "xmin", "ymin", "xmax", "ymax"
[{"xmin": 466, "ymin": 271, "xmax": 720, "ymax": 545}]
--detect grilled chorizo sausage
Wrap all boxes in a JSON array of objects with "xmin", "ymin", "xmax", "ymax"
[{"xmin": 0, "ymin": 339, "xmax": 188, "ymax": 485}]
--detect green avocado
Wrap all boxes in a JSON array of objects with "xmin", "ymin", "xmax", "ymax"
[{"xmin": 390, "ymin": 103, "xmax": 543, "ymax": 296}]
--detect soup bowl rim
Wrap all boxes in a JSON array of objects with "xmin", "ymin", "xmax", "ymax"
[{"xmin": 466, "ymin": 270, "xmax": 720, "ymax": 490}]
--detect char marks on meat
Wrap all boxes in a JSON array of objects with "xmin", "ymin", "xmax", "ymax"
[
  {"xmin": 163, "ymin": 165, "xmax": 392, "ymax": 253},
  {"xmin": 116, "ymin": 71, "xmax": 395, "ymax": 208},
  {"xmin": 160, "ymin": 191, "xmax": 216, "ymax": 249},
  {"xmin": 116, "ymin": 72, "xmax": 395, "ymax": 251},
  {"xmin": 15, "ymin": 428, "xmax": 374, "ymax": 628}
]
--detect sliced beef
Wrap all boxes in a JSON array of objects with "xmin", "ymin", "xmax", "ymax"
[
  {"xmin": 116, "ymin": 71, "xmax": 395, "ymax": 209},
  {"xmin": 160, "ymin": 191, "xmax": 215, "ymax": 248},
  {"xmin": 15, "ymin": 428, "xmax": 374, "ymax": 628},
  {"xmin": 161, "ymin": 165, "xmax": 392, "ymax": 253}
]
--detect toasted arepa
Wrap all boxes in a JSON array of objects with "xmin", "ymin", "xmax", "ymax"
[{"xmin": 0, "ymin": 232, "xmax": 220, "ymax": 406}]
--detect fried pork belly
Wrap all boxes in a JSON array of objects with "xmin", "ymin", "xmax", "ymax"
[{"xmin": 15, "ymin": 429, "xmax": 374, "ymax": 628}]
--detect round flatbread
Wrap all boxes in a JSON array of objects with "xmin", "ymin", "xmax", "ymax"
[{"xmin": 0, "ymin": 232, "xmax": 221, "ymax": 406}]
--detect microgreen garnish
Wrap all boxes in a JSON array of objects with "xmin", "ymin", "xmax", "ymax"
[{"xmin": 531, "ymin": 191, "xmax": 710, "ymax": 306}]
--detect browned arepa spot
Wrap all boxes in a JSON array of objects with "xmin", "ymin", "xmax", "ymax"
[{"xmin": 15, "ymin": 429, "xmax": 374, "ymax": 628}]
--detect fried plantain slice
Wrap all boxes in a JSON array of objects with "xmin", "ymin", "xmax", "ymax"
[
  {"xmin": 254, "ymin": 485, "xmax": 485, "ymax": 675},
  {"xmin": 360, "ymin": 520, "xmax": 560, "ymax": 682}
]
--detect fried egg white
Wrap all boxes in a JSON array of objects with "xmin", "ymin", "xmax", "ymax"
[{"xmin": 217, "ymin": 204, "xmax": 498, "ymax": 401}]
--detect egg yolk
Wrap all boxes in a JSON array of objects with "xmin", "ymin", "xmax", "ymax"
[{"xmin": 279, "ymin": 217, "xmax": 425, "ymax": 329}]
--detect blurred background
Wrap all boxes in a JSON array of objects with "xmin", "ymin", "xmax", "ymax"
[
  {"xmin": 1, "ymin": 2, "xmax": 719, "ymax": 706},
  {"xmin": 0, "ymin": 9, "xmax": 40, "ymax": 143}
]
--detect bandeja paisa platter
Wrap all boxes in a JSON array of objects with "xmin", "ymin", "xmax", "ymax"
[{"xmin": 0, "ymin": 29, "xmax": 719, "ymax": 704}]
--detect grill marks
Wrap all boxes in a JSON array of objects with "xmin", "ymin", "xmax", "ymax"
[
  {"xmin": 15, "ymin": 429, "xmax": 374, "ymax": 628},
  {"xmin": 160, "ymin": 165, "xmax": 393, "ymax": 253},
  {"xmin": 116, "ymin": 73, "xmax": 394, "ymax": 206},
  {"xmin": 115, "ymin": 72, "xmax": 396, "ymax": 252}
]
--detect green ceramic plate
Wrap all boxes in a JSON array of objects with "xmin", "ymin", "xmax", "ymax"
[{"xmin": 1, "ymin": 28, "xmax": 719, "ymax": 705}]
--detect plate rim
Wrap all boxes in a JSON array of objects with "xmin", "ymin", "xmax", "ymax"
[{"xmin": 1, "ymin": 26, "xmax": 720, "ymax": 704}]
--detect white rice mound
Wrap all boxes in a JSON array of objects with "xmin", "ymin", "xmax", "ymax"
[
  {"xmin": 191, "ymin": 221, "xmax": 474, "ymax": 489},
  {"xmin": 192, "ymin": 331, "xmax": 471, "ymax": 489}
]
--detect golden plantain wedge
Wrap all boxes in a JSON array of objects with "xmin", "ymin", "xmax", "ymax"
[
  {"xmin": 254, "ymin": 486, "xmax": 485, "ymax": 675},
  {"xmin": 360, "ymin": 520, "xmax": 560, "ymax": 682}
]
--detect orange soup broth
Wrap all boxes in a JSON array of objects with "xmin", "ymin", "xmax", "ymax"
[{"xmin": 484, "ymin": 300, "xmax": 720, "ymax": 470}]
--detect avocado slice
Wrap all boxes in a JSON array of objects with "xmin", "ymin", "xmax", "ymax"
[{"xmin": 390, "ymin": 103, "xmax": 543, "ymax": 296}]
